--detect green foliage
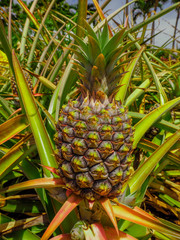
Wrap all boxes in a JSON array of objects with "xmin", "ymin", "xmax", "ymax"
[{"xmin": 0, "ymin": 0, "xmax": 179, "ymax": 239}]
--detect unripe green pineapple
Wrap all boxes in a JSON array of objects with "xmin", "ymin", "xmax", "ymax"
[{"xmin": 54, "ymin": 22, "xmax": 134, "ymax": 201}]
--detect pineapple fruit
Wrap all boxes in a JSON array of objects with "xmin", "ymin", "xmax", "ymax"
[{"xmin": 54, "ymin": 22, "xmax": 134, "ymax": 201}]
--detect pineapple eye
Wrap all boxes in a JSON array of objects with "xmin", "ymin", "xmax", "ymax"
[
  {"xmin": 112, "ymin": 116, "xmax": 122, "ymax": 124},
  {"xmin": 85, "ymin": 149, "xmax": 101, "ymax": 167},
  {"xmin": 72, "ymin": 139, "xmax": 87, "ymax": 155},
  {"xmin": 74, "ymin": 121, "xmax": 87, "ymax": 130},
  {"xmin": 71, "ymin": 156, "xmax": 87, "ymax": 173},
  {"xmin": 109, "ymin": 167, "xmax": 123, "ymax": 185},
  {"xmin": 105, "ymin": 152, "xmax": 120, "ymax": 172},
  {"xmin": 61, "ymin": 144, "xmax": 73, "ymax": 161},
  {"xmin": 61, "ymin": 162, "xmax": 74, "ymax": 179},
  {"xmin": 76, "ymin": 173, "xmax": 93, "ymax": 188},
  {"xmin": 93, "ymin": 180, "xmax": 112, "ymax": 196},
  {"xmin": 90, "ymin": 163, "xmax": 108, "ymax": 180},
  {"xmin": 98, "ymin": 141, "xmax": 113, "ymax": 159},
  {"xmin": 85, "ymin": 132, "xmax": 101, "ymax": 148},
  {"xmin": 87, "ymin": 115, "xmax": 99, "ymax": 124},
  {"xmin": 69, "ymin": 110, "xmax": 79, "ymax": 119},
  {"xmin": 119, "ymin": 145, "xmax": 129, "ymax": 153}
]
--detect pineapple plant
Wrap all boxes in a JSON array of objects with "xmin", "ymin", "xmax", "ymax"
[
  {"xmin": 54, "ymin": 23, "xmax": 134, "ymax": 201},
  {"xmin": 0, "ymin": 0, "xmax": 180, "ymax": 239}
]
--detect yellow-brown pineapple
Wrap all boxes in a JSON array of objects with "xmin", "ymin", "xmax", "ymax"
[{"xmin": 54, "ymin": 22, "xmax": 134, "ymax": 201}]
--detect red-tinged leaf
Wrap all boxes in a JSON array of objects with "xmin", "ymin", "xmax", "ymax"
[
  {"xmin": 124, "ymin": 16, "xmax": 129, "ymax": 28},
  {"xmin": 92, "ymin": 0, "xmax": 113, "ymax": 37},
  {"xmin": 133, "ymin": 206, "xmax": 158, "ymax": 221},
  {"xmin": 112, "ymin": 203, "xmax": 180, "ymax": 238},
  {"xmin": 17, "ymin": 0, "xmax": 40, "ymax": 29},
  {"xmin": 0, "ymin": 114, "xmax": 28, "ymax": 144},
  {"xmin": 83, "ymin": 227, "xmax": 96, "ymax": 240},
  {"xmin": 0, "ymin": 178, "xmax": 65, "ymax": 194},
  {"xmin": 41, "ymin": 194, "xmax": 82, "ymax": 240},
  {"xmin": 99, "ymin": 198, "xmax": 119, "ymax": 236},
  {"xmin": 91, "ymin": 223, "xmax": 108, "ymax": 240},
  {"xmin": 104, "ymin": 226, "xmax": 137, "ymax": 240},
  {"xmin": 39, "ymin": 164, "xmax": 60, "ymax": 176},
  {"xmin": 49, "ymin": 234, "xmax": 71, "ymax": 240}
]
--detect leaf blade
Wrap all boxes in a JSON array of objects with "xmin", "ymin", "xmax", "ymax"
[
  {"xmin": 41, "ymin": 194, "xmax": 82, "ymax": 240},
  {"xmin": 133, "ymin": 97, "xmax": 180, "ymax": 148}
]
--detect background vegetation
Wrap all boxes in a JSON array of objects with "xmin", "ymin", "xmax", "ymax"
[{"xmin": 0, "ymin": 0, "xmax": 179, "ymax": 239}]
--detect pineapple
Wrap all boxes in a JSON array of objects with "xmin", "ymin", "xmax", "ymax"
[{"xmin": 54, "ymin": 22, "xmax": 134, "ymax": 201}]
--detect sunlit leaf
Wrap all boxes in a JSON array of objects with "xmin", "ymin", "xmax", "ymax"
[
  {"xmin": 49, "ymin": 234, "xmax": 71, "ymax": 240},
  {"xmin": 92, "ymin": 0, "xmax": 113, "ymax": 37},
  {"xmin": 125, "ymin": 79, "xmax": 151, "ymax": 107},
  {"xmin": 104, "ymin": 226, "xmax": 137, "ymax": 240},
  {"xmin": 100, "ymin": 198, "xmax": 119, "ymax": 236},
  {"xmin": 0, "ymin": 215, "xmax": 45, "ymax": 236},
  {"xmin": 126, "ymin": 130, "xmax": 180, "ymax": 193},
  {"xmin": 138, "ymin": 139, "xmax": 180, "ymax": 164},
  {"xmin": 0, "ymin": 178, "xmax": 65, "ymax": 194},
  {"xmin": 91, "ymin": 223, "xmax": 108, "ymax": 240},
  {"xmin": 0, "ymin": 134, "xmax": 34, "ymax": 180},
  {"xmin": 112, "ymin": 203, "xmax": 180, "ymax": 238},
  {"xmin": 133, "ymin": 97, "xmax": 180, "ymax": 147},
  {"xmin": 0, "ymin": 213, "xmax": 40, "ymax": 240},
  {"xmin": 12, "ymin": 50, "xmax": 58, "ymax": 176},
  {"xmin": 0, "ymin": 114, "xmax": 28, "ymax": 145},
  {"xmin": 115, "ymin": 47, "xmax": 145, "ymax": 103},
  {"xmin": 38, "ymin": 76, "xmax": 56, "ymax": 91},
  {"xmin": 41, "ymin": 194, "xmax": 82, "ymax": 240},
  {"xmin": 17, "ymin": 0, "xmax": 40, "ymax": 29}
]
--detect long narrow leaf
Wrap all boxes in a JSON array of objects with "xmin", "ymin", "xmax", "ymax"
[
  {"xmin": 129, "ymin": 112, "xmax": 179, "ymax": 133},
  {"xmin": 112, "ymin": 203, "xmax": 180, "ymax": 238},
  {"xmin": 0, "ymin": 178, "xmax": 65, "ymax": 194},
  {"xmin": 133, "ymin": 97, "xmax": 180, "ymax": 147},
  {"xmin": 125, "ymin": 79, "xmax": 151, "ymax": 107},
  {"xmin": 92, "ymin": 0, "xmax": 113, "ymax": 37},
  {"xmin": 0, "ymin": 213, "xmax": 40, "ymax": 240},
  {"xmin": 99, "ymin": 198, "xmax": 119, "ymax": 236},
  {"xmin": 41, "ymin": 194, "xmax": 82, "ymax": 240},
  {"xmin": 19, "ymin": 0, "xmax": 38, "ymax": 60},
  {"xmin": 49, "ymin": 234, "xmax": 71, "ymax": 240},
  {"xmin": 104, "ymin": 226, "xmax": 137, "ymax": 240},
  {"xmin": 91, "ymin": 223, "xmax": 108, "ymax": 240},
  {"xmin": 12, "ymin": 50, "xmax": 58, "ymax": 176},
  {"xmin": 115, "ymin": 47, "xmax": 145, "ymax": 103},
  {"xmin": 129, "ymin": 2, "xmax": 180, "ymax": 35},
  {"xmin": 0, "ymin": 215, "xmax": 46, "ymax": 235},
  {"xmin": 17, "ymin": 0, "xmax": 40, "ymax": 29},
  {"xmin": 127, "ymin": 33, "xmax": 168, "ymax": 105},
  {"xmin": 0, "ymin": 135, "xmax": 35, "ymax": 180},
  {"xmin": 0, "ymin": 114, "xmax": 28, "ymax": 144},
  {"xmin": 138, "ymin": 139, "xmax": 180, "ymax": 164},
  {"xmin": 127, "ymin": 130, "xmax": 180, "ymax": 193}
]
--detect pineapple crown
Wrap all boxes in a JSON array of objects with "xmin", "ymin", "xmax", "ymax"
[{"xmin": 70, "ymin": 20, "xmax": 133, "ymax": 97}]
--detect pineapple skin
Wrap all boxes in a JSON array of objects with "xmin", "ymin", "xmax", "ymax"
[{"xmin": 54, "ymin": 94, "xmax": 134, "ymax": 201}]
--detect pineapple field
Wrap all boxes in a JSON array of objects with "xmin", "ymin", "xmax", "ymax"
[{"xmin": 0, "ymin": 0, "xmax": 180, "ymax": 239}]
